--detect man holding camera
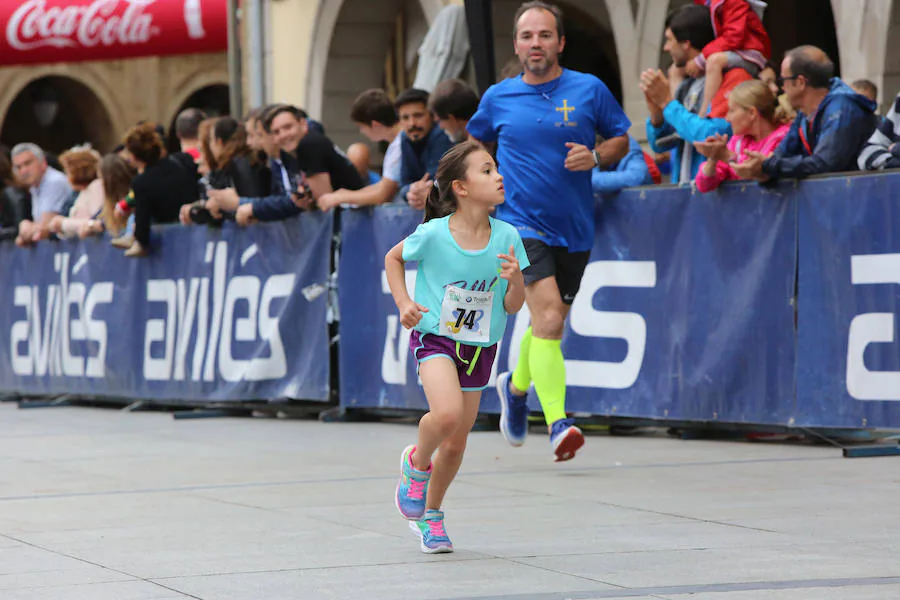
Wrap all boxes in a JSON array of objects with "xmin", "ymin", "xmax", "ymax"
[{"xmin": 207, "ymin": 105, "xmax": 363, "ymax": 225}]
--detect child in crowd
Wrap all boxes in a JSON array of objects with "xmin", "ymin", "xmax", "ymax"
[
  {"xmin": 690, "ymin": 0, "xmax": 771, "ymax": 119},
  {"xmin": 385, "ymin": 140, "xmax": 529, "ymax": 554}
]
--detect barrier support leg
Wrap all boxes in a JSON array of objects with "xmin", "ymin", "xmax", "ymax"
[
  {"xmin": 843, "ymin": 444, "xmax": 900, "ymax": 458},
  {"xmin": 173, "ymin": 408, "xmax": 253, "ymax": 420},
  {"xmin": 18, "ymin": 396, "xmax": 72, "ymax": 409}
]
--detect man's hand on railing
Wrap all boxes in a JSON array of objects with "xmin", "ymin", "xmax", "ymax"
[
  {"xmin": 206, "ymin": 188, "xmax": 240, "ymax": 217},
  {"xmin": 407, "ymin": 173, "xmax": 431, "ymax": 210},
  {"xmin": 235, "ymin": 204, "xmax": 257, "ymax": 227}
]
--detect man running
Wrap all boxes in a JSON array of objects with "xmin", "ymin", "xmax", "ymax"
[{"xmin": 467, "ymin": 0, "xmax": 630, "ymax": 462}]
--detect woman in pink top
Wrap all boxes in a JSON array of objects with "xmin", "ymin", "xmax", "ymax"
[{"xmin": 694, "ymin": 79, "xmax": 792, "ymax": 192}]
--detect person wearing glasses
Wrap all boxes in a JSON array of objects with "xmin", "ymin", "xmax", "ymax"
[{"xmin": 732, "ymin": 45, "xmax": 879, "ymax": 182}]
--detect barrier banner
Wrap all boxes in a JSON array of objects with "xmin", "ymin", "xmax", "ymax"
[
  {"xmin": 338, "ymin": 185, "xmax": 797, "ymax": 424},
  {"xmin": 0, "ymin": 214, "xmax": 333, "ymax": 403},
  {"xmin": 796, "ymin": 175, "xmax": 900, "ymax": 427}
]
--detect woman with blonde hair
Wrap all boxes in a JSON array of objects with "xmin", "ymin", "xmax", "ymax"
[
  {"xmin": 50, "ymin": 145, "xmax": 105, "ymax": 238},
  {"xmin": 694, "ymin": 79, "xmax": 792, "ymax": 192}
]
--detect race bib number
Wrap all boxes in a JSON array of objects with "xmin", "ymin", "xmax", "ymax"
[{"xmin": 439, "ymin": 285, "xmax": 493, "ymax": 344}]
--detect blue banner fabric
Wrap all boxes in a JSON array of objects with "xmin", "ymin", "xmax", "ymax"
[
  {"xmin": 796, "ymin": 175, "xmax": 900, "ymax": 427},
  {"xmin": 0, "ymin": 214, "xmax": 333, "ymax": 403},
  {"xmin": 338, "ymin": 184, "xmax": 797, "ymax": 425}
]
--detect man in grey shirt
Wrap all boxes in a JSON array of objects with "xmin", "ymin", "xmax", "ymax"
[{"xmin": 13, "ymin": 143, "xmax": 72, "ymax": 246}]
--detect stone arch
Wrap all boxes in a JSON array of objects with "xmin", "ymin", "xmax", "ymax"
[
  {"xmin": 0, "ymin": 75, "xmax": 117, "ymax": 154},
  {"xmin": 0, "ymin": 66, "xmax": 125, "ymax": 153},
  {"xmin": 305, "ymin": 0, "xmax": 443, "ymax": 152},
  {"xmin": 164, "ymin": 70, "xmax": 231, "ymax": 127}
]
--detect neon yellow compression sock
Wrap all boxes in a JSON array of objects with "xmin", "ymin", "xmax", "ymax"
[
  {"xmin": 510, "ymin": 326, "xmax": 533, "ymax": 394},
  {"xmin": 529, "ymin": 336, "xmax": 567, "ymax": 425}
]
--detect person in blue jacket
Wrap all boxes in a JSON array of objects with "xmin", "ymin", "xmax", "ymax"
[
  {"xmin": 732, "ymin": 46, "xmax": 879, "ymax": 182},
  {"xmin": 592, "ymin": 136, "xmax": 655, "ymax": 195},
  {"xmin": 641, "ymin": 5, "xmax": 736, "ymax": 184},
  {"xmin": 395, "ymin": 88, "xmax": 454, "ymax": 209}
]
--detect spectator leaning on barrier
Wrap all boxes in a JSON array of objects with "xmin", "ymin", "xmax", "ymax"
[
  {"xmin": 86, "ymin": 153, "xmax": 135, "ymax": 238},
  {"xmin": 592, "ymin": 136, "xmax": 657, "ymax": 196},
  {"xmin": 50, "ymin": 145, "xmax": 105, "ymax": 239},
  {"xmin": 13, "ymin": 143, "xmax": 72, "ymax": 247},
  {"xmin": 429, "ymin": 79, "xmax": 480, "ymax": 143},
  {"xmin": 201, "ymin": 116, "xmax": 272, "ymax": 221},
  {"xmin": 858, "ymin": 91, "xmax": 900, "ymax": 171},
  {"xmin": 210, "ymin": 104, "xmax": 363, "ymax": 222},
  {"xmin": 122, "ymin": 122, "xmax": 199, "ymax": 257},
  {"xmin": 0, "ymin": 147, "xmax": 31, "ymax": 241},
  {"xmin": 694, "ymin": 79, "xmax": 791, "ymax": 192},
  {"xmin": 316, "ymin": 89, "xmax": 404, "ymax": 211},
  {"xmin": 396, "ymin": 88, "xmax": 455, "ymax": 210},
  {"xmin": 174, "ymin": 108, "xmax": 207, "ymax": 163},
  {"xmin": 642, "ymin": 4, "xmax": 740, "ymax": 184},
  {"xmin": 732, "ymin": 46, "xmax": 879, "ymax": 183}
]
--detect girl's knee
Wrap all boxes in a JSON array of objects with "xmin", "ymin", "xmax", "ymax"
[
  {"xmin": 440, "ymin": 437, "xmax": 468, "ymax": 459},
  {"xmin": 431, "ymin": 409, "xmax": 465, "ymax": 437}
]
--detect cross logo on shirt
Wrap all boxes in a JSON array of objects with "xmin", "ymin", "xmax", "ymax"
[{"xmin": 555, "ymin": 99, "xmax": 575, "ymax": 122}]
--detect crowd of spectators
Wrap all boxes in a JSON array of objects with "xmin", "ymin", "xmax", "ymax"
[{"xmin": 0, "ymin": 0, "xmax": 896, "ymax": 255}]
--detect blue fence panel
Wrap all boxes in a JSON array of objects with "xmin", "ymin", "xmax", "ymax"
[
  {"xmin": 796, "ymin": 174, "xmax": 900, "ymax": 427},
  {"xmin": 0, "ymin": 213, "xmax": 333, "ymax": 403},
  {"xmin": 338, "ymin": 184, "xmax": 797, "ymax": 424}
]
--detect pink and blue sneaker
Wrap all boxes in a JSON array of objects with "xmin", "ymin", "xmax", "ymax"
[
  {"xmin": 395, "ymin": 445, "xmax": 431, "ymax": 520},
  {"xmin": 409, "ymin": 509, "xmax": 453, "ymax": 553},
  {"xmin": 550, "ymin": 418, "xmax": 584, "ymax": 462}
]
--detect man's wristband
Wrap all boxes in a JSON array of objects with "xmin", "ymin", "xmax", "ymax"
[{"xmin": 592, "ymin": 149, "xmax": 601, "ymax": 166}]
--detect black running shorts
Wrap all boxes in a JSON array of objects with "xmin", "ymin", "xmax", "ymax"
[{"xmin": 521, "ymin": 238, "xmax": 591, "ymax": 305}]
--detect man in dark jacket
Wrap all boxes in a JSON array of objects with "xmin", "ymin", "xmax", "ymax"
[
  {"xmin": 394, "ymin": 88, "xmax": 454, "ymax": 209},
  {"xmin": 734, "ymin": 45, "xmax": 878, "ymax": 182}
]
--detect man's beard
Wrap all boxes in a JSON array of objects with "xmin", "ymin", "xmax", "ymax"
[
  {"xmin": 407, "ymin": 128, "xmax": 425, "ymax": 142},
  {"xmin": 522, "ymin": 54, "xmax": 555, "ymax": 77}
]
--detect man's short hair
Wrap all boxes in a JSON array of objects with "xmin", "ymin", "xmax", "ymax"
[
  {"xmin": 429, "ymin": 79, "xmax": 480, "ymax": 120},
  {"xmin": 262, "ymin": 105, "xmax": 309, "ymax": 133},
  {"xmin": 851, "ymin": 78, "xmax": 878, "ymax": 100},
  {"xmin": 11, "ymin": 143, "xmax": 45, "ymax": 163},
  {"xmin": 395, "ymin": 88, "xmax": 431, "ymax": 113},
  {"xmin": 174, "ymin": 108, "xmax": 207, "ymax": 140},
  {"xmin": 785, "ymin": 46, "xmax": 834, "ymax": 89},
  {"xmin": 665, "ymin": 5, "xmax": 715, "ymax": 51},
  {"xmin": 350, "ymin": 89, "xmax": 399, "ymax": 127},
  {"xmin": 513, "ymin": 1, "xmax": 564, "ymax": 39}
]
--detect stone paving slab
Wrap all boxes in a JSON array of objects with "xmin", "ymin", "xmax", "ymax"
[{"xmin": 1, "ymin": 403, "xmax": 898, "ymax": 600}]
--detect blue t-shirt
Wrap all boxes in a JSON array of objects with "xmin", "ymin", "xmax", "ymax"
[
  {"xmin": 401, "ymin": 215, "xmax": 530, "ymax": 347},
  {"xmin": 467, "ymin": 69, "xmax": 631, "ymax": 252}
]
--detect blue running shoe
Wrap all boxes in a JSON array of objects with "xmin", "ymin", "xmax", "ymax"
[
  {"xmin": 496, "ymin": 372, "xmax": 528, "ymax": 447},
  {"xmin": 395, "ymin": 445, "xmax": 431, "ymax": 520},
  {"xmin": 409, "ymin": 509, "xmax": 453, "ymax": 553},
  {"xmin": 550, "ymin": 418, "xmax": 584, "ymax": 462}
]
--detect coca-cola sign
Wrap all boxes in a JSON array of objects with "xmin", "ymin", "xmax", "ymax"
[{"xmin": 0, "ymin": 0, "xmax": 227, "ymax": 66}]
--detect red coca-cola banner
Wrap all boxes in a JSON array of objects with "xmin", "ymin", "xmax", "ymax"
[{"xmin": 0, "ymin": 0, "xmax": 228, "ymax": 67}]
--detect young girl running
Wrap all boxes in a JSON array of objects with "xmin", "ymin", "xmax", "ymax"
[{"xmin": 385, "ymin": 140, "xmax": 529, "ymax": 553}]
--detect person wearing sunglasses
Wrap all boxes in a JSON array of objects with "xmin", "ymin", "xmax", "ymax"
[{"xmin": 732, "ymin": 45, "xmax": 879, "ymax": 183}]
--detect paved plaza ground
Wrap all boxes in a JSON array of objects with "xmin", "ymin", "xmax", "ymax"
[{"xmin": 0, "ymin": 402, "xmax": 898, "ymax": 599}]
